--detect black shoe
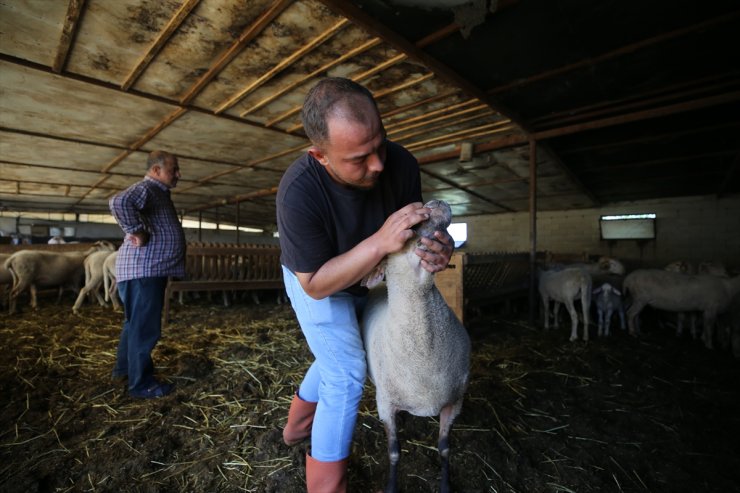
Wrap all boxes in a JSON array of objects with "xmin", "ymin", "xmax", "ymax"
[{"xmin": 129, "ymin": 381, "xmax": 174, "ymax": 399}]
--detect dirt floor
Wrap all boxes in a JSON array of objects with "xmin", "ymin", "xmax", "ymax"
[{"xmin": 1, "ymin": 293, "xmax": 739, "ymax": 493}]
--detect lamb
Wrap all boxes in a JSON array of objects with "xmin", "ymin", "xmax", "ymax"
[
  {"xmin": 361, "ymin": 199, "xmax": 471, "ymax": 493},
  {"xmin": 538, "ymin": 267, "xmax": 592, "ymax": 341},
  {"xmin": 102, "ymin": 251, "xmax": 121, "ymax": 311},
  {"xmin": 623, "ymin": 269, "xmax": 740, "ymax": 349},
  {"xmin": 72, "ymin": 250, "xmax": 118, "ymax": 313},
  {"xmin": 5, "ymin": 241, "xmax": 115, "ymax": 312},
  {"xmin": 592, "ymin": 282, "xmax": 625, "ymax": 336}
]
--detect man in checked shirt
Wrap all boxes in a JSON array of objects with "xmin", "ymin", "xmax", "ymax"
[{"xmin": 109, "ymin": 150, "xmax": 185, "ymax": 399}]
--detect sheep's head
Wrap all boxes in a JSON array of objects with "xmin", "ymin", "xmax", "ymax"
[{"xmin": 412, "ymin": 199, "xmax": 452, "ymax": 247}]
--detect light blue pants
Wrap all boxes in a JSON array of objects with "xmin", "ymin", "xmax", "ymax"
[{"xmin": 282, "ymin": 266, "xmax": 367, "ymax": 461}]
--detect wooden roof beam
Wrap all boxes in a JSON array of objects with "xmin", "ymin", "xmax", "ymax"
[
  {"xmin": 380, "ymin": 89, "xmax": 460, "ymax": 119},
  {"xmin": 216, "ymin": 18, "xmax": 350, "ymax": 114},
  {"xmin": 257, "ymin": 19, "xmax": 471, "ymax": 127},
  {"xmin": 317, "ymin": 0, "xmax": 527, "ymax": 130},
  {"xmin": 390, "ymin": 110, "xmax": 498, "ymax": 143},
  {"xmin": 488, "ymin": 10, "xmax": 740, "ymax": 96},
  {"xmin": 419, "ymin": 167, "xmax": 515, "ymax": 212},
  {"xmin": 178, "ymin": 0, "xmax": 293, "ymax": 105},
  {"xmin": 240, "ymin": 37, "xmax": 382, "ymax": 116},
  {"xmin": 52, "ymin": 0, "xmax": 86, "ymax": 73},
  {"xmin": 387, "ymin": 103, "xmax": 491, "ymax": 135},
  {"xmin": 121, "ymin": 0, "xmax": 200, "ymax": 91},
  {"xmin": 405, "ymin": 121, "xmax": 514, "ymax": 150},
  {"xmin": 384, "ymin": 99, "xmax": 480, "ymax": 131}
]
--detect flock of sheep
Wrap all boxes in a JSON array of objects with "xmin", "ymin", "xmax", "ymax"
[
  {"xmin": 538, "ymin": 256, "xmax": 740, "ymax": 357},
  {"xmin": 1, "ymin": 241, "xmax": 119, "ymax": 314}
]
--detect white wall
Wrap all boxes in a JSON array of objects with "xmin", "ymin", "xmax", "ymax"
[
  {"xmin": 0, "ymin": 218, "xmax": 278, "ymax": 246},
  {"xmin": 458, "ymin": 194, "xmax": 740, "ymax": 270}
]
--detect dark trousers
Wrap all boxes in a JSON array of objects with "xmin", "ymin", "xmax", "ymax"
[{"xmin": 115, "ymin": 277, "xmax": 167, "ymax": 392}]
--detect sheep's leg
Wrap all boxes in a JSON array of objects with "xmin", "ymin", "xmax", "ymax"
[
  {"xmin": 565, "ymin": 300, "xmax": 579, "ymax": 341},
  {"xmin": 31, "ymin": 284, "xmax": 39, "ymax": 309},
  {"xmin": 676, "ymin": 313, "xmax": 685, "ymax": 337},
  {"xmin": 222, "ymin": 290, "xmax": 230, "ymax": 307},
  {"xmin": 72, "ymin": 286, "xmax": 89, "ymax": 312},
  {"xmin": 383, "ymin": 411, "xmax": 401, "ymax": 493},
  {"xmin": 702, "ymin": 310, "xmax": 717, "ymax": 350},
  {"xmin": 553, "ymin": 302, "xmax": 562, "ymax": 329},
  {"xmin": 541, "ymin": 295, "xmax": 550, "ymax": 329},
  {"xmin": 618, "ymin": 307, "xmax": 626, "ymax": 331},
  {"xmin": 626, "ymin": 301, "xmax": 646, "ymax": 336},
  {"xmin": 438, "ymin": 400, "xmax": 462, "ymax": 493},
  {"xmin": 602, "ymin": 309, "xmax": 610, "ymax": 337},
  {"xmin": 597, "ymin": 308, "xmax": 604, "ymax": 337}
]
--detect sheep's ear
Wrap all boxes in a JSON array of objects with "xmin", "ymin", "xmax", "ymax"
[
  {"xmin": 614, "ymin": 288, "xmax": 622, "ymax": 296},
  {"xmin": 361, "ymin": 261, "xmax": 386, "ymax": 289},
  {"xmin": 593, "ymin": 287, "xmax": 602, "ymax": 295}
]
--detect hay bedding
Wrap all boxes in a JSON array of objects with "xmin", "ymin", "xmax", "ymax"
[{"xmin": 1, "ymin": 295, "xmax": 739, "ymax": 493}]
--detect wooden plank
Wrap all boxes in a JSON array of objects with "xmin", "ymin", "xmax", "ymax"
[
  {"xmin": 53, "ymin": 0, "xmax": 86, "ymax": 73},
  {"xmin": 434, "ymin": 252, "xmax": 465, "ymax": 324},
  {"xmin": 121, "ymin": 0, "xmax": 200, "ymax": 91}
]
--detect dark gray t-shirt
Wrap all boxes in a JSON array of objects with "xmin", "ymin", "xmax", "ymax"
[{"xmin": 276, "ymin": 141, "xmax": 422, "ymax": 294}]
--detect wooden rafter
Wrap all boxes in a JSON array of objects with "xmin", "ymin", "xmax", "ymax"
[
  {"xmin": 381, "ymin": 89, "xmax": 460, "ymax": 119},
  {"xmin": 52, "ymin": 0, "xmax": 86, "ymax": 73},
  {"xmin": 385, "ymin": 99, "xmax": 479, "ymax": 131},
  {"xmin": 487, "ymin": 10, "xmax": 740, "ymax": 96},
  {"xmin": 256, "ymin": 18, "xmax": 466, "ymax": 129},
  {"xmin": 240, "ymin": 37, "xmax": 382, "ymax": 116},
  {"xmin": 121, "ymin": 0, "xmax": 200, "ymax": 91},
  {"xmin": 390, "ymin": 110, "xmax": 498, "ymax": 143},
  {"xmin": 175, "ymin": 143, "xmax": 307, "ymax": 194},
  {"xmin": 419, "ymin": 167, "xmax": 515, "ymax": 212},
  {"xmin": 406, "ymin": 126, "xmax": 517, "ymax": 153},
  {"xmin": 178, "ymin": 0, "xmax": 293, "ymax": 105},
  {"xmin": 530, "ymin": 73, "xmax": 739, "ymax": 127},
  {"xmin": 405, "ymin": 122, "xmax": 514, "ymax": 150},
  {"xmin": 534, "ymin": 91, "xmax": 740, "ymax": 141},
  {"xmin": 317, "ymin": 0, "xmax": 527, "ymax": 130},
  {"xmin": 216, "ymin": 18, "xmax": 350, "ymax": 114},
  {"xmin": 387, "ymin": 103, "xmax": 491, "ymax": 134}
]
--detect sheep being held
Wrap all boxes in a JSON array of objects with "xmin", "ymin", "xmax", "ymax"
[{"xmin": 362, "ymin": 199, "xmax": 471, "ymax": 493}]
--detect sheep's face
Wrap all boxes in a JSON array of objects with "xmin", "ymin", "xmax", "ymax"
[{"xmin": 412, "ymin": 199, "xmax": 451, "ymax": 246}]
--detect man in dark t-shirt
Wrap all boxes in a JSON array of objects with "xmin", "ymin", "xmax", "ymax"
[{"xmin": 276, "ymin": 77, "xmax": 453, "ymax": 492}]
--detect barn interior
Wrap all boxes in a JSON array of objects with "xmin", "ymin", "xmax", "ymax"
[
  {"xmin": 1, "ymin": 1, "xmax": 739, "ymax": 492},
  {"xmin": 1, "ymin": 0, "xmax": 738, "ymax": 263}
]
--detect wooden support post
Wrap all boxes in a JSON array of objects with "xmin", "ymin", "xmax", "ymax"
[
  {"xmin": 236, "ymin": 201, "xmax": 241, "ymax": 245},
  {"xmin": 198, "ymin": 211, "xmax": 202, "ymax": 242},
  {"xmin": 528, "ymin": 138, "xmax": 538, "ymax": 326}
]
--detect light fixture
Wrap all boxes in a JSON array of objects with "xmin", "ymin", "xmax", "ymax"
[{"xmin": 459, "ymin": 141, "xmax": 474, "ymax": 162}]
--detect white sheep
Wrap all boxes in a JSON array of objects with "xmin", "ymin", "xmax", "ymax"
[
  {"xmin": 538, "ymin": 267, "xmax": 592, "ymax": 341},
  {"xmin": 623, "ymin": 269, "xmax": 740, "ymax": 349},
  {"xmin": 592, "ymin": 282, "xmax": 625, "ymax": 336},
  {"xmin": 72, "ymin": 250, "xmax": 118, "ymax": 313},
  {"xmin": 5, "ymin": 241, "xmax": 115, "ymax": 312},
  {"xmin": 698, "ymin": 261, "xmax": 728, "ymax": 277},
  {"xmin": 0, "ymin": 253, "xmax": 13, "ymax": 308},
  {"xmin": 102, "ymin": 251, "xmax": 121, "ymax": 311},
  {"xmin": 361, "ymin": 199, "xmax": 470, "ymax": 493}
]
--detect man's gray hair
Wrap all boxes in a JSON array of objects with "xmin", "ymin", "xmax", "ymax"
[{"xmin": 147, "ymin": 150, "xmax": 175, "ymax": 170}]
